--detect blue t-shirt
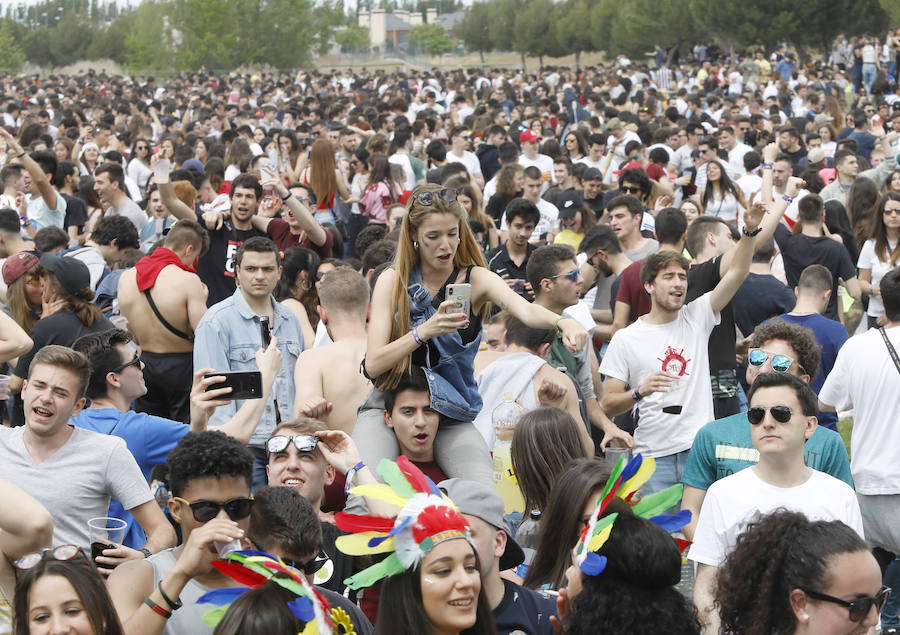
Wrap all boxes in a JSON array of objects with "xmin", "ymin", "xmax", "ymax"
[
  {"xmin": 494, "ymin": 579, "xmax": 557, "ymax": 635},
  {"xmin": 772, "ymin": 313, "xmax": 848, "ymax": 430},
  {"xmin": 682, "ymin": 412, "xmax": 853, "ymax": 492},
  {"xmin": 71, "ymin": 408, "xmax": 190, "ymax": 548}
]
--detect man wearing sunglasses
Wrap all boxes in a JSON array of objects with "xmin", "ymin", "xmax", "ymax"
[
  {"xmin": 108, "ymin": 430, "xmax": 254, "ymax": 635},
  {"xmin": 690, "ymin": 372, "xmax": 864, "ymax": 634}
]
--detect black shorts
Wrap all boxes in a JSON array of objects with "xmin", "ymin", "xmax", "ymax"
[{"xmin": 134, "ymin": 351, "xmax": 193, "ymax": 423}]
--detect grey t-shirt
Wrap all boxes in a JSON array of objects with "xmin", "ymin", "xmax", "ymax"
[
  {"xmin": 112, "ymin": 197, "xmax": 148, "ymax": 231},
  {"xmin": 0, "ymin": 425, "xmax": 153, "ymax": 547},
  {"xmin": 149, "ymin": 549, "xmax": 214, "ymax": 635},
  {"xmin": 625, "ymin": 238, "xmax": 658, "ymax": 262}
]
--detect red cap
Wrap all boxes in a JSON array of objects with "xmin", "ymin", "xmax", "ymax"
[{"xmin": 519, "ymin": 130, "xmax": 540, "ymax": 144}]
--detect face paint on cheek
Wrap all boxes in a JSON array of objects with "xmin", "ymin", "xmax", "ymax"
[{"xmin": 422, "ymin": 577, "xmax": 436, "ymax": 584}]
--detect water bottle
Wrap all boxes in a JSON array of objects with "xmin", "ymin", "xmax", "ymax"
[{"xmin": 492, "ymin": 395, "xmax": 525, "ymax": 515}]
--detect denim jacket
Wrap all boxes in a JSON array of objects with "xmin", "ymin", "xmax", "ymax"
[
  {"xmin": 408, "ymin": 268, "xmax": 482, "ymax": 422},
  {"xmin": 194, "ymin": 288, "xmax": 304, "ymax": 447}
]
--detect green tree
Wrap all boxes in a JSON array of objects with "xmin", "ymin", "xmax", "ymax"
[
  {"xmin": 124, "ymin": 1, "xmax": 175, "ymax": 70},
  {"xmin": 335, "ymin": 23, "xmax": 369, "ymax": 53},
  {"xmin": 454, "ymin": 2, "xmax": 492, "ymax": 63},
  {"xmin": 604, "ymin": 0, "xmax": 699, "ymax": 63},
  {"xmin": 409, "ymin": 23, "xmax": 453, "ymax": 56},
  {"xmin": 48, "ymin": 10, "xmax": 93, "ymax": 66},
  {"xmin": 555, "ymin": 0, "xmax": 594, "ymax": 70},
  {"xmin": 0, "ymin": 19, "xmax": 25, "ymax": 71},
  {"xmin": 488, "ymin": 0, "xmax": 523, "ymax": 52},
  {"xmin": 513, "ymin": 0, "xmax": 564, "ymax": 70},
  {"xmin": 86, "ymin": 9, "xmax": 134, "ymax": 62}
]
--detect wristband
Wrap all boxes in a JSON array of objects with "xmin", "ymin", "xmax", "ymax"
[
  {"xmin": 632, "ymin": 389, "xmax": 643, "ymax": 402},
  {"xmin": 742, "ymin": 225, "xmax": 762, "ymax": 237},
  {"xmin": 157, "ymin": 581, "xmax": 182, "ymax": 611},
  {"xmin": 412, "ymin": 327, "xmax": 425, "ymax": 346},
  {"xmin": 144, "ymin": 597, "xmax": 172, "ymax": 619},
  {"xmin": 345, "ymin": 460, "xmax": 366, "ymax": 493},
  {"xmin": 280, "ymin": 191, "xmax": 292, "ymax": 203},
  {"xmin": 782, "ymin": 194, "xmax": 793, "ymax": 204},
  {"xmin": 140, "ymin": 547, "xmax": 153, "ymax": 558},
  {"xmin": 761, "ymin": 162, "xmax": 774, "ymax": 169}
]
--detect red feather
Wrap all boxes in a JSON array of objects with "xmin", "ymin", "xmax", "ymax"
[
  {"xmin": 312, "ymin": 587, "xmax": 331, "ymax": 613},
  {"xmin": 210, "ymin": 561, "xmax": 268, "ymax": 587},
  {"xmin": 398, "ymin": 455, "xmax": 432, "ymax": 494},
  {"xmin": 675, "ymin": 538, "xmax": 692, "ymax": 554},
  {"xmin": 597, "ymin": 476, "xmax": 625, "ymax": 515},
  {"xmin": 411, "ymin": 505, "xmax": 469, "ymax": 544},
  {"xmin": 335, "ymin": 512, "xmax": 395, "ymax": 534}
]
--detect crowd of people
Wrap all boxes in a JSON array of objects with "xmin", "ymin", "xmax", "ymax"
[{"xmin": 0, "ymin": 30, "xmax": 898, "ymax": 634}]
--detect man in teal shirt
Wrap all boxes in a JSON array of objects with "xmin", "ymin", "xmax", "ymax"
[{"xmin": 681, "ymin": 319, "xmax": 852, "ymax": 539}]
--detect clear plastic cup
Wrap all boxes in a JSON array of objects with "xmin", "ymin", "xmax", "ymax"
[
  {"xmin": 88, "ymin": 517, "xmax": 127, "ymax": 569},
  {"xmin": 603, "ymin": 446, "xmax": 628, "ymax": 470},
  {"xmin": 0, "ymin": 374, "xmax": 9, "ymax": 401}
]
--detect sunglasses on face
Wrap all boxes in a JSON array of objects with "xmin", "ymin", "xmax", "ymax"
[
  {"xmin": 621, "ymin": 185, "xmax": 642, "ymax": 194},
  {"xmin": 111, "ymin": 354, "xmax": 142, "ymax": 374},
  {"xmin": 173, "ymin": 496, "xmax": 254, "ymax": 523},
  {"xmin": 548, "ymin": 269, "xmax": 579, "ymax": 283},
  {"xmin": 747, "ymin": 405, "xmax": 794, "ymax": 425},
  {"xmin": 747, "ymin": 349, "xmax": 802, "ymax": 373},
  {"xmin": 802, "ymin": 587, "xmax": 891, "ymax": 623},
  {"xmin": 884, "ymin": 207, "xmax": 900, "ymax": 216},
  {"xmin": 266, "ymin": 434, "xmax": 320, "ymax": 455},
  {"xmin": 282, "ymin": 550, "xmax": 329, "ymax": 576},
  {"xmin": 15, "ymin": 545, "xmax": 92, "ymax": 570},
  {"xmin": 413, "ymin": 188, "xmax": 458, "ymax": 207}
]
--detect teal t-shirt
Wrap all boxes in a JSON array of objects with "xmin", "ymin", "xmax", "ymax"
[{"xmin": 681, "ymin": 412, "xmax": 854, "ymax": 490}]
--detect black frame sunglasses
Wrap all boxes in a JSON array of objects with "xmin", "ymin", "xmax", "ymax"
[
  {"xmin": 413, "ymin": 188, "xmax": 458, "ymax": 207},
  {"xmin": 283, "ymin": 550, "xmax": 329, "ymax": 576},
  {"xmin": 802, "ymin": 586, "xmax": 891, "ymax": 622},
  {"xmin": 747, "ymin": 405, "xmax": 793, "ymax": 425},
  {"xmin": 173, "ymin": 496, "xmax": 254, "ymax": 523},
  {"xmin": 266, "ymin": 434, "xmax": 320, "ymax": 455},
  {"xmin": 111, "ymin": 353, "xmax": 142, "ymax": 374}
]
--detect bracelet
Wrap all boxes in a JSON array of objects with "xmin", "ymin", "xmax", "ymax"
[
  {"xmin": 412, "ymin": 326, "xmax": 425, "ymax": 346},
  {"xmin": 742, "ymin": 225, "xmax": 762, "ymax": 237},
  {"xmin": 344, "ymin": 460, "xmax": 366, "ymax": 493},
  {"xmin": 782, "ymin": 194, "xmax": 793, "ymax": 204},
  {"xmin": 631, "ymin": 389, "xmax": 643, "ymax": 401},
  {"xmin": 15, "ymin": 151, "xmax": 24, "ymax": 158},
  {"xmin": 143, "ymin": 597, "xmax": 172, "ymax": 619},
  {"xmin": 761, "ymin": 162, "xmax": 774, "ymax": 169},
  {"xmin": 157, "ymin": 581, "xmax": 183, "ymax": 611},
  {"xmin": 140, "ymin": 547, "xmax": 153, "ymax": 558},
  {"xmin": 554, "ymin": 316, "xmax": 566, "ymax": 332},
  {"xmin": 280, "ymin": 191, "xmax": 292, "ymax": 203}
]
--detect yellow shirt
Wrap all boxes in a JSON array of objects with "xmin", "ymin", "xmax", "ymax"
[{"xmin": 554, "ymin": 229, "xmax": 584, "ymax": 250}]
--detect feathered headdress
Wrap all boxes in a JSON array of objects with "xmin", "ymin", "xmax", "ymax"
[
  {"xmin": 196, "ymin": 549, "xmax": 334, "ymax": 635},
  {"xmin": 335, "ymin": 456, "xmax": 471, "ymax": 589},
  {"xmin": 575, "ymin": 453, "xmax": 692, "ymax": 576}
]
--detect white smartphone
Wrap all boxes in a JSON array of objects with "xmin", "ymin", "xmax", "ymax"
[{"xmin": 446, "ymin": 283, "xmax": 471, "ymax": 317}]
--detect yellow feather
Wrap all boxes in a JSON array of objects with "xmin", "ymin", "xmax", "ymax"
[
  {"xmin": 587, "ymin": 523, "xmax": 614, "ymax": 552},
  {"xmin": 347, "ymin": 484, "xmax": 408, "ymax": 508},
  {"xmin": 618, "ymin": 457, "xmax": 656, "ymax": 500},
  {"xmin": 336, "ymin": 532, "xmax": 395, "ymax": 555}
]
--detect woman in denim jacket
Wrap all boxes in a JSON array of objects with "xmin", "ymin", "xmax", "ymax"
[{"xmin": 356, "ymin": 183, "xmax": 587, "ymax": 486}]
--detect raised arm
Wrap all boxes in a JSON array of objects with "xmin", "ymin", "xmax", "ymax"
[
  {"xmin": 155, "ymin": 161, "xmax": 196, "ymax": 221},
  {"xmin": 709, "ymin": 202, "xmax": 765, "ymax": 314},
  {"xmin": 261, "ymin": 168, "xmax": 327, "ymax": 246},
  {"xmin": 0, "ymin": 129, "xmax": 58, "ymax": 210},
  {"xmin": 0, "ymin": 478, "xmax": 53, "ymax": 560}
]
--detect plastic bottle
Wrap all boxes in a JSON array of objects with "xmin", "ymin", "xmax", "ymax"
[
  {"xmin": 515, "ymin": 508, "xmax": 542, "ymax": 550},
  {"xmin": 492, "ymin": 395, "xmax": 525, "ymax": 515}
]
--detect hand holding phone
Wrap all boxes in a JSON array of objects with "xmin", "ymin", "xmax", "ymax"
[{"xmin": 203, "ymin": 371, "xmax": 263, "ymax": 400}]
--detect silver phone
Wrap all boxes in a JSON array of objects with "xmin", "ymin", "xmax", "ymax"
[{"xmin": 446, "ymin": 283, "xmax": 471, "ymax": 317}]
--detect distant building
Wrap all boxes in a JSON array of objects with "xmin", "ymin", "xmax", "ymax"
[{"xmin": 358, "ymin": 7, "xmax": 464, "ymax": 52}]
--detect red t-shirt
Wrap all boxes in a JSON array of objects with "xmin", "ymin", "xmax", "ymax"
[
  {"xmin": 266, "ymin": 217, "xmax": 334, "ymax": 258},
  {"xmin": 615, "ymin": 258, "xmax": 652, "ymax": 322}
]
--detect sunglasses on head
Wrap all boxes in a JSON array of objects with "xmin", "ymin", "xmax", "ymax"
[
  {"xmin": 111, "ymin": 354, "xmax": 142, "ymax": 373},
  {"xmin": 413, "ymin": 188, "xmax": 458, "ymax": 207},
  {"xmin": 173, "ymin": 496, "xmax": 254, "ymax": 523},
  {"xmin": 266, "ymin": 434, "xmax": 320, "ymax": 455},
  {"xmin": 746, "ymin": 405, "xmax": 793, "ymax": 425},
  {"xmin": 747, "ymin": 349, "xmax": 801, "ymax": 373},
  {"xmin": 15, "ymin": 545, "xmax": 92, "ymax": 570},
  {"xmin": 802, "ymin": 586, "xmax": 891, "ymax": 623},
  {"xmin": 548, "ymin": 269, "xmax": 579, "ymax": 283},
  {"xmin": 282, "ymin": 550, "xmax": 329, "ymax": 576}
]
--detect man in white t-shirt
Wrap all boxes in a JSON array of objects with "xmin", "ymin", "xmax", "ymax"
[
  {"xmin": 517, "ymin": 130, "xmax": 554, "ymax": 192},
  {"xmin": 691, "ymin": 372, "xmax": 864, "ymax": 633},
  {"xmin": 600, "ymin": 202, "xmax": 764, "ymax": 493},
  {"xmin": 717, "ymin": 125, "xmax": 752, "ymax": 176},
  {"xmin": 819, "ymin": 266, "xmax": 900, "ymax": 556},
  {"xmin": 575, "ymin": 133, "xmax": 606, "ymax": 171},
  {"xmin": 446, "ymin": 125, "xmax": 484, "ymax": 189},
  {"xmin": 500, "ymin": 166, "xmax": 558, "ymax": 242}
]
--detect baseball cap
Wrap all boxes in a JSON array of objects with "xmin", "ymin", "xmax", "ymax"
[
  {"xmin": 2, "ymin": 250, "xmax": 40, "ymax": 286},
  {"xmin": 807, "ymin": 148, "xmax": 828, "ymax": 165},
  {"xmin": 519, "ymin": 129, "xmax": 540, "ymax": 144},
  {"xmin": 182, "ymin": 159, "xmax": 204, "ymax": 173},
  {"xmin": 582, "ymin": 167, "xmax": 603, "ymax": 182},
  {"xmin": 438, "ymin": 478, "xmax": 526, "ymax": 571},
  {"xmin": 813, "ymin": 113, "xmax": 834, "ymax": 127},
  {"xmin": 605, "ymin": 117, "xmax": 624, "ymax": 131},
  {"xmin": 39, "ymin": 254, "xmax": 90, "ymax": 296},
  {"xmin": 557, "ymin": 190, "xmax": 583, "ymax": 218}
]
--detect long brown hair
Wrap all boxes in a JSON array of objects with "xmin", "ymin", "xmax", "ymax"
[
  {"xmin": 7, "ymin": 261, "xmax": 42, "ymax": 333},
  {"xmin": 46, "ymin": 274, "xmax": 102, "ymax": 327},
  {"xmin": 378, "ymin": 184, "xmax": 487, "ymax": 390},
  {"xmin": 496, "ymin": 164, "xmax": 524, "ymax": 198},
  {"xmin": 309, "ymin": 139, "xmax": 338, "ymax": 207},
  {"xmin": 873, "ymin": 192, "xmax": 900, "ymax": 265}
]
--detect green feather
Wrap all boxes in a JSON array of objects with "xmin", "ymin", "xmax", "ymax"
[
  {"xmin": 597, "ymin": 453, "xmax": 628, "ymax": 504},
  {"xmin": 343, "ymin": 552, "xmax": 406, "ymax": 590},
  {"xmin": 201, "ymin": 605, "xmax": 229, "ymax": 627},
  {"xmin": 632, "ymin": 484, "xmax": 683, "ymax": 518},
  {"xmin": 271, "ymin": 576, "xmax": 307, "ymax": 597},
  {"xmin": 378, "ymin": 459, "xmax": 418, "ymax": 499}
]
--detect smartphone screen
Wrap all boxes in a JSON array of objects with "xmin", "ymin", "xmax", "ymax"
[{"xmin": 446, "ymin": 283, "xmax": 471, "ymax": 317}]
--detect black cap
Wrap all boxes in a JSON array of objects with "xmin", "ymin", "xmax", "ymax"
[
  {"xmin": 557, "ymin": 190, "xmax": 583, "ymax": 218},
  {"xmin": 39, "ymin": 254, "xmax": 90, "ymax": 296},
  {"xmin": 582, "ymin": 167, "xmax": 603, "ymax": 182}
]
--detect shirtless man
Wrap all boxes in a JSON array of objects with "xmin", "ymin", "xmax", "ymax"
[
  {"xmin": 118, "ymin": 220, "xmax": 209, "ymax": 422},
  {"xmin": 474, "ymin": 316, "xmax": 593, "ymax": 455},
  {"xmin": 292, "ymin": 267, "xmax": 370, "ymax": 434}
]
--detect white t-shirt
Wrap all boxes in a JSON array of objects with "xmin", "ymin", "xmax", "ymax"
[
  {"xmin": 856, "ymin": 238, "xmax": 896, "ymax": 317},
  {"xmin": 446, "ymin": 149, "xmax": 482, "ymax": 178},
  {"xmin": 518, "ymin": 154, "xmax": 555, "ymax": 191},
  {"xmin": 483, "ymin": 174, "xmax": 498, "ymax": 202},
  {"xmin": 599, "ymin": 293, "xmax": 719, "ymax": 457},
  {"xmin": 689, "ymin": 467, "xmax": 864, "ymax": 567},
  {"xmin": 389, "ymin": 153, "xmax": 417, "ymax": 191},
  {"xmin": 726, "ymin": 142, "xmax": 752, "ymax": 176},
  {"xmin": 735, "ymin": 173, "xmax": 762, "ymax": 201},
  {"xmin": 819, "ymin": 326, "xmax": 900, "ymax": 495},
  {"xmin": 499, "ymin": 198, "xmax": 559, "ymax": 241}
]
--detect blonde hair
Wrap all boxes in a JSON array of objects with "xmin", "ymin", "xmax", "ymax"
[
  {"xmin": 271, "ymin": 417, "xmax": 327, "ymax": 438},
  {"xmin": 379, "ymin": 184, "xmax": 487, "ymax": 390}
]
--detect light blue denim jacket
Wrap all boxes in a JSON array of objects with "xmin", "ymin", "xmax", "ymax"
[{"xmin": 194, "ymin": 288, "xmax": 304, "ymax": 447}]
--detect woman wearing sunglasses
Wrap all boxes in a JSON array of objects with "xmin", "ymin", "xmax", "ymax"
[
  {"xmin": 14, "ymin": 546, "xmax": 124, "ymax": 635},
  {"xmin": 360, "ymin": 183, "xmax": 588, "ymax": 486},
  {"xmin": 717, "ymin": 510, "xmax": 886, "ymax": 635}
]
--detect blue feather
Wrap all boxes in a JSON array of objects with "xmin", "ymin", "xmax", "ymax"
[
  {"xmin": 617, "ymin": 453, "xmax": 643, "ymax": 484},
  {"xmin": 579, "ymin": 552, "xmax": 607, "ymax": 576},
  {"xmin": 649, "ymin": 509, "xmax": 691, "ymax": 532},
  {"xmin": 368, "ymin": 516, "xmax": 412, "ymax": 547},
  {"xmin": 197, "ymin": 587, "xmax": 249, "ymax": 605},
  {"xmin": 425, "ymin": 473, "xmax": 441, "ymax": 496},
  {"xmin": 287, "ymin": 596, "xmax": 315, "ymax": 622}
]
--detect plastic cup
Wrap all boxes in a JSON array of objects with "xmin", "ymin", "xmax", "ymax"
[
  {"xmin": 603, "ymin": 446, "xmax": 628, "ymax": 470},
  {"xmin": 153, "ymin": 158, "xmax": 170, "ymax": 180},
  {"xmin": 0, "ymin": 374, "xmax": 9, "ymax": 401},
  {"xmin": 214, "ymin": 539, "xmax": 243, "ymax": 558},
  {"xmin": 88, "ymin": 517, "xmax": 127, "ymax": 569}
]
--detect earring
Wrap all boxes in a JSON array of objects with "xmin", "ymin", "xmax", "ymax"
[
  {"xmin": 801, "ymin": 613, "xmax": 809, "ymax": 622},
  {"xmin": 413, "ymin": 241, "xmax": 418, "ymax": 250}
]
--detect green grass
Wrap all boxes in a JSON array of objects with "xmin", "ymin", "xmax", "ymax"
[{"xmin": 837, "ymin": 417, "xmax": 853, "ymax": 457}]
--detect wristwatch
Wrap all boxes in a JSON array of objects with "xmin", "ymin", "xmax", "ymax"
[
  {"xmin": 631, "ymin": 389, "xmax": 643, "ymax": 402},
  {"xmin": 743, "ymin": 225, "xmax": 762, "ymax": 237}
]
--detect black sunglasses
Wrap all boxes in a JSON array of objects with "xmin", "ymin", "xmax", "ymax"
[
  {"xmin": 283, "ymin": 550, "xmax": 329, "ymax": 576},
  {"xmin": 173, "ymin": 496, "xmax": 254, "ymax": 523},
  {"xmin": 802, "ymin": 586, "xmax": 891, "ymax": 623},
  {"xmin": 621, "ymin": 186, "xmax": 642, "ymax": 194},
  {"xmin": 413, "ymin": 188, "xmax": 458, "ymax": 207},
  {"xmin": 111, "ymin": 354, "xmax": 142, "ymax": 373},
  {"xmin": 747, "ymin": 405, "xmax": 793, "ymax": 425},
  {"xmin": 15, "ymin": 545, "xmax": 92, "ymax": 570}
]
